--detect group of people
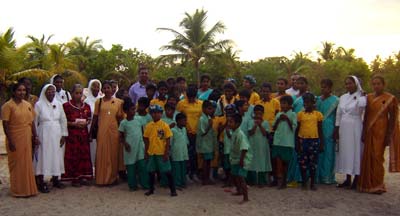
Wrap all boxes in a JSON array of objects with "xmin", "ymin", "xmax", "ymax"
[{"xmin": 1, "ymin": 65, "xmax": 399, "ymax": 204}]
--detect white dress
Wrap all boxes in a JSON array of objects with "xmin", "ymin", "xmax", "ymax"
[
  {"xmin": 34, "ymin": 85, "xmax": 68, "ymax": 177},
  {"xmin": 54, "ymin": 89, "xmax": 71, "ymax": 104},
  {"xmin": 335, "ymin": 92, "xmax": 366, "ymax": 175}
]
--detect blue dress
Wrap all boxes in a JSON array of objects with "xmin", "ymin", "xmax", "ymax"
[{"xmin": 316, "ymin": 95, "xmax": 339, "ymax": 184}]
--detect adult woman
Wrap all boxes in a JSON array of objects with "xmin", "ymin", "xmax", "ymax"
[
  {"xmin": 83, "ymin": 79, "xmax": 103, "ymax": 167},
  {"xmin": 62, "ymin": 84, "xmax": 93, "ymax": 186},
  {"xmin": 334, "ymin": 76, "xmax": 366, "ymax": 189},
  {"xmin": 18, "ymin": 77, "xmax": 38, "ymax": 107},
  {"xmin": 1, "ymin": 83, "xmax": 39, "ymax": 197},
  {"xmin": 34, "ymin": 84, "xmax": 68, "ymax": 192},
  {"xmin": 197, "ymin": 74, "xmax": 213, "ymax": 101},
  {"xmin": 358, "ymin": 76, "xmax": 400, "ymax": 194},
  {"xmin": 90, "ymin": 80, "xmax": 124, "ymax": 185}
]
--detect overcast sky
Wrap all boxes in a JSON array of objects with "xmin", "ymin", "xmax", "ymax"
[{"xmin": 2, "ymin": 0, "xmax": 400, "ymax": 63}]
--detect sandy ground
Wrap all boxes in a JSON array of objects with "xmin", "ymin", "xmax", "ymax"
[{"xmin": 1, "ymin": 121, "xmax": 400, "ymax": 216}]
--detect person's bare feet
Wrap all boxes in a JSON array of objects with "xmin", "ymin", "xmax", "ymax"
[
  {"xmin": 231, "ymin": 191, "xmax": 243, "ymax": 196},
  {"xmin": 239, "ymin": 199, "xmax": 249, "ymax": 204}
]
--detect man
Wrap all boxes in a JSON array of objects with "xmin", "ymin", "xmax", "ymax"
[
  {"xmin": 129, "ymin": 65, "xmax": 150, "ymax": 104},
  {"xmin": 285, "ymin": 73, "xmax": 300, "ymax": 96}
]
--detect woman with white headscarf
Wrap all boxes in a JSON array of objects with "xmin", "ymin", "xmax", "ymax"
[
  {"xmin": 334, "ymin": 76, "xmax": 366, "ymax": 189},
  {"xmin": 83, "ymin": 79, "xmax": 103, "ymax": 167},
  {"xmin": 34, "ymin": 84, "xmax": 68, "ymax": 193}
]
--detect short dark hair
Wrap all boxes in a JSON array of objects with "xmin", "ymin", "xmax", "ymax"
[
  {"xmin": 137, "ymin": 97, "xmax": 150, "ymax": 107},
  {"xmin": 176, "ymin": 77, "xmax": 186, "ymax": 83},
  {"xmin": 229, "ymin": 113, "xmax": 242, "ymax": 125},
  {"xmin": 261, "ymin": 82, "xmax": 272, "ymax": 91},
  {"xmin": 234, "ymin": 100, "xmax": 246, "ymax": 109},
  {"xmin": 372, "ymin": 75, "xmax": 385, "ymax": 84},
  {"xmin": 12, "ymin": 82, "xmax": 26, "ymax": 93},
  {"xmin": 320, "ymin": 79, "xmax": 333, "ymax": 88},
  {"xmin": 157, "ymin": 81, "xmax": 168, "ymax": 90},
  {"xmin": 277, "ymin": 77, "xmax": 288, "ymax": 85},
  {"xmin": 165, "ymin": 102, "xmax": 176, "ymax": 110},
  {"xmin": 18, "ymin": 77, "xmax": 32, "ymax": 84},
  {"xmin": 202, "ymin": 100, "xmax": 213, "ymax": 109},
  {"xmin": 223, "ymin": 82, "xmax": 237, "ymax": 94},
  {"xmin": 253, "ymin": 104, "xmax": 264, "ymax": 113},
  {"xmin": 123, "ymin": 97, "xmax": 135, "ymax": 112},
  {"xmin": 296, "ymin": 76, "xmax": 308, "ymax": 85},
  {"xmin": 302, "ymin": 92, "xmax": 316, "ymax": 103},
  {"xmin": 200, "ymin": 74, "xmax": 211, "ymax": 82},
  {"xmin": 239, "ymin": 89, "xmax": 251, "ymax": 100},
  {"xmin": 102, "ymin": 80, "xmax": 112, "ymax": 88},
  {"xmin": 280, "ymin": 95, "xmax": 293, "ymax": 105},
  {"xmin": 146, "ymin": 83, "xmax": 157, "ymax": 91},
  {"xmin": 53, "ymin": 74, "xmax": 64, "ymax": 81},
  {"xmin": 175, "ymin": 112, "xmax": 187, "ymax": 122}
]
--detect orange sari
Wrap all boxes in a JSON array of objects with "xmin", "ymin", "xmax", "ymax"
[{"xmin": 358, "ymin": 92, "xmax": 400, "ymax": 193}]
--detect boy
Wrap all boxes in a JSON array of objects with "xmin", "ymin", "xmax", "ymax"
[
  {"xmin": 143, "ymin": 105, "xmax": 177, "ymax": 196},
  {"xmin": 257, "ymin": 82, "xmax": 280, "ymax": 128},
  {"xmin": 162, "ymin": 102, "xmax": 178, "ymax": 129},
  {"xmin": 146, "ymin": 83, "xmax": 157, "ymax": 100},
  {"xmin": 135, "ymin": 97, "xmax": 152, "ymax": 129},
  {"xmin": 242, "ymin": 75, "xmax": 260, "ymax": 105},
  {"xmin": 151, "ymin": 81, "xmax": 169, "ymax": 109}
]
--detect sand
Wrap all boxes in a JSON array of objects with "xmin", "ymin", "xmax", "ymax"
[{"xmin": 1, "ymin": 121, "xmax": 400, "ymax": 216}]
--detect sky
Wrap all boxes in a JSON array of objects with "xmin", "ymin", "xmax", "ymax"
[{"xmin": 1, "ymin": 0, "xmax": 400, "ymax": 63}]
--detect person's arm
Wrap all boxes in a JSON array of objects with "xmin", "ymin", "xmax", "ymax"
[
  {"xmin": 318, "ymin": 121, "xmax": 324, "ymax": 152},
  {"xmin": 144, "ymin": 137, "xmax": 149, "ymax": 159},
  {"xmin": 259, "ymin": 121, "xmax": 269, "ymax": 137},
  {"xmin": 295, "ymin": 121, "xmax": 301, "ymax": 153},
  {"xmin": 59, "ymin": 106, "xmax": 68, "ymax": 147},
  {"xmin": 2, "ymin": 121, "xmax": 16, "ymax": 152},
  {"xmin": 385, "ymin": 98, "xmax": 398, "ymax": 145},
  {"xmin": 163, "ymin": 138, "xmax": 171, "ymax": 161},
  {"xmin": 333, "ymin": 100, "xmax": 342, "ymax": 141},
  {"xmin": 31, "ymin": 121, "xmax": 40, "ymax": 146},
  {"xmin": 248, "ymin": 121, "xmax": 257, "ymax": 136},
  {"xmin": 201, "ymin": 118, "xmax": 213, "ymax": 137},
  {"xmin": 239, "ymin": 149, "xmax": 247, "ymax": 168}
]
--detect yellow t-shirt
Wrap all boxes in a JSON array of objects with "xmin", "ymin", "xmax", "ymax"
[
  {"xmin": 249, "ymin": 91, "xmax": 260, "ymax": 105},
  {"xmin": 144, "ymin": 120, "xmax": 173, "ymax": 155},
  {"xmin": 297, "ymin": 111, "xmax": 323, "ymax": 138},
  {"xmin": 256, "ymin": 98, "xmax": 280, "ymax": 128},
  {"xmin": 176, "ymin": 99, "xmax": 203, "ymax": 134},
  {"xmin": 213, "ymin": 115, "xmax": 226, "ymax": 142},
  {"xmin": 150, "ymin": 98, "xmax": 167, "ymax": 109}
]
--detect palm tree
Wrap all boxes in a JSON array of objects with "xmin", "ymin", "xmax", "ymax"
[
  {"xmin": 157, "ymin": 9, "xmax": 233, "ymax": 86},
  {"xmin": 49, "ymin": 44, "xmax": 76, "ymax": 71},
  {"xmin": 335, "ymin": 47, "xmax": 356, "ymax": 62},
  {"xmin": 67, "ymin": 36, "xmax": 102, "ymax": 72},
  {"xmin": 23, "ymin": 34, "xmax": 54, "ymax": 69},
  {"xmin": 318, "ymin": 41, "xmax": 335, "ymax": 61}
]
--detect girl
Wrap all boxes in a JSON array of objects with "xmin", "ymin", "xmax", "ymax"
[
  {"xmin": 316, "ymin": 79, "xmax": 339, "ymax": 184},
  {"xmin": 359, "ymin": 75, "xmax": 400, "ymax": 194},
  {"xmin": 227, "ymin": 113, "xmax": 252, "ymax": 204},
  {"xmin": 2, "ymin": 83, "xmax": 39, "ymax": 197},
  {"xmin": 196, "ymin": 100, "xmax": 217, "ymax": 185},
  {"xmin": 296, "ymin": 93, "xmax": 324, "ymax": 190},
  {"xmin": 90, "ymin": 80, "xmax": 124, "ymax": 185},
  {"xmin": 246, "ymin": 105, "xmax": 272, "ymax": 187},
  {"xmin": 272, "ymin": 96, "xmax": 297, "ymax": 189},
  {"xmin": 162, "ymin": 102, "xmax": 178, "ymax": 129},
  {"xmin": 119, "ymin": 98, "xmax": 148, "ymax": 191},
  {"xmin": 62, "ymin": 84, "xmax": 93, "ymax": 186},
  {"xmin": 335, "ymin": 76, "xmax": 366, "ymax": 189},
  {"xmin": 150, "ymin": 81, "xmax": 169, "ymax": 109},
  {"xmin": 50, "ymin": 74, "xmax": 71, "ymax": 104},
  {"xmin": 215, "ymin": 82, "xmax": 237, "ymax": 116},
  {"xmin": 34, "ymin": 84, "xmax": 68, "ymax": 192},
  {"xmin": 257, "ymin": 82, "xmax": 280, "ymax": 129},
  {"xmin": 272, "ymin": 78, "xmax": 290, "ymax": 100},
  {"xmin": 242, "ymin": 75, "xmax": 260, "ymax": 105}
]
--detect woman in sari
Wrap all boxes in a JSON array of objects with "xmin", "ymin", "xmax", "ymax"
[
  {"xmin": 197, "ymin": 74, "xmax": 213, "ymax": 101},
  {"xmin": 316, "ymin": 79, "xmax": 339, "ymax": 184},
  {"xmin": 83, "ymin": 79, "xmax": 103, "ymax": 167},
  {"xmin": 334, "ymin": 76, "xmax": 366, "ymax": 189},
  {"xmin": 358, "ymin": 75, "xmax": 400, "ymax": 194},
  {"xmin": 18, "ymin": 77, "xmax": 38, "ymax": 107},
  {"xmin": 1, "ymin": 83, "xmax": 39, "ymax": 197},
  {"xmin": 34, "ymin": 84, "xmax": 68, "ymax": 193},
  {"xmin": 90, "ymin": 80, "xmax": 124, "ymax": 185},
  {"xmin": 62, "ymin": 84, "xmax": 93, "ymax": 186}
]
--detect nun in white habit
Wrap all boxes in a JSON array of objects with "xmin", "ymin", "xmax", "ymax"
[
  {"xmin": 34, "ymin": 84, "xmax": 68, "ymax": 193},
  {"xmin": 334, "ymin": 75, "xmax": 366, "ymax": 189},
  {"xmin": 83, "ymin": 79, "xmax": 103, "ymax": 166}
]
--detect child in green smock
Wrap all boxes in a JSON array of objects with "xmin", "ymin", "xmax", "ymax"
[{"xmin": 170, "ymin": 113, "xmax": 189, "ymax": 188}]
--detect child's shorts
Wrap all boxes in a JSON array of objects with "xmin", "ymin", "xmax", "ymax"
[
  {"xmin": 272, "ymin": 146, "xmax": 294, "ymax": 162},
  {"xmin": 202, "ymin": 152, "xmax": 214, "ymax": 161},
  {"xmin": 147, "ymin": 155, "xmax": 171, "ymax": 173},
  {"xmin": 231, "ymin": 164, "xmax": 248, "ymax": 178}
]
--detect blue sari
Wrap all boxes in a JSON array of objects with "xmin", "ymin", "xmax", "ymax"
[
  {"xmin": 316, "ymin": 95, "xmax": 339, "ymax": 184},
  {"xmin": 287, "ymin": 95, "xmax": 304, "ymax": 183},
  {"xmin": 197, "ymin": 89, "xmax": 213, "ymax": 101}
]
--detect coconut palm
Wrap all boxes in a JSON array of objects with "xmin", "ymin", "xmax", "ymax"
[
  {"xmin": 157, "ymin": 9, "xmax": 233, "ymax": 86},
  {"xmin": 22, "ymin": 34, "xmax": 54, "ymax": 69},
  {"xmin": 67, "ymin": 36, "xmax": 102, "ymax": 72},
  {"xmin": 318, "ymin": 41, "xmax": 335, "ymax": 62}
]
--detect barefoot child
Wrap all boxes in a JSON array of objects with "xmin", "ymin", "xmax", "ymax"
[
  {"xmin": 135, "ymin": 97, "xmax": 152, "ymax": 129},
  {"xmin": 296, "ymin": 93, "xmax": 324, "ymax": 190},
  {"xmin": 246, "ymin": 105, "xmax": 272, "ymax": 187},
  {"xmin": 227, "ymin": 113, "xmax": 252, "ymax": 204},
  {"xmin": 170, "ymin": 113, "xmax": 190, "ymax": 188},
  {"xmin": 221, "ymin": 104, "xmax": 237, "ymax": 187},
  {"xmin": 119, "ymin": 98, "xmax": 148, "ymax": 191},
  {"xmin": 144, "ymin": 105, "xmax": 177, "ymax": 196},
  {"xmin": 271, "ymin": 96, "xmax": 297, "ymax": 189},
  {"xmin": 196, "ymin": 100, "xmax": 217, "ymax": 185}
]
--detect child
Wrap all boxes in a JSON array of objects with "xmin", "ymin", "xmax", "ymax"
[
  {"xmin": 296, "ymin": 93, "xmax": 324, "ymax": 190},
  {"xmin": 227, "ymin": 113, "xmax": 252, "ymax": 204},
  {"xmin": 166, "ymin": 94, "xmax": 178, "ymax": 107},
  {"xmin": 239, "ymin": 89, "xmax": 254, "ymax": 121},
  {"xmin": 135, "ymin": 97, "xmax": 152, "ymax": 129},
  {"xmin": 316, "ymin": 79, "xmax": 339, "ymax": 184},
  {"xmin": 170, "ymin": 113, "xmax": 190, "ymax": 188},
  {"xmin": 146, "ymin": 83, "xmax": 157, "ymax": 100},
  {"xmin": 143, "ymin": 105, "xmax": 177, "ymax": 196},
  {"xmin": 221, "ymin": 104, "xmax": 237, "ymax": 187},
  {"xmin": 162, "ymin": 102, "xmax": 178, "ymax": 128},
  {"xmin": 246, "ymin": 105, "xmax": 272, "ymax": 187},
  {"xmin": 234, "ymin": 100, "xmax": 250, "ymax": 132},
  {"xmin": 271, "ymin": 96, "xmax": 297, "ymax": 189},
  {"xmin": 176, "ymin": 85, "xmax": 203, "ymax": 180},
  {"xmin": 111, "ymin": 80, "xmax": 119, "ymax": 98},
  {"xmin": 243, "ymin": 75, "xmax": 260, "ymax": 105},
  {"xmin": 151, "ymin": 81, "xmax": 168, "ymax": 109},
  {"xmin": 119, "ymin": 98, "xmax": 149, "ymax": 191},
  {"xmin": 215, "ymin": 82, "xmax": 237, "ymax": 116},
  {"xmin": 196, "ymin": 100, "xmax": 217, "ymax": 185},
  {"xmin": 257, "ymin": 82, "xmax": 280, "ymax": 129},
  {"xmin": 272, "ymin": 78, "xmax": 290, "ymax": 100},
  {"xmin": 176, "ymin": 77, "xmax": 187, "ymax": 100}
]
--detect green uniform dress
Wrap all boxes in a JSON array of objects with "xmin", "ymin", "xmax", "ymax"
[
  {"xmin": 230, "ymin": 128, "xmax": 252, "ymax": 178},
  {"xmin": 246, "ymin": 120, "xmax": 272, "ymax": 185},
  {"xmin": 272, "ymin": 110, "xmax": 298, "ymax": 162},
  {"xmin": 160, "ymin": 112, "xmax": 178, "ymax": 186},
  {"xmin": 196, "ymin": 113, "xmax": 216, "ymax": 160},
  {"xmin": 223, "ymin": 129, "xmax": 233, "ymax": 170},
  {"xmin": 170, "ymin": 126, "xmax": 189, "ymax": 187},
  {"xmin": 118, "ymin": 118, "xmax": 149, "ymax": 190}
]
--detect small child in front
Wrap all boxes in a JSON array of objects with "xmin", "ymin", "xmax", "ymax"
[
  {"xmin": 296, "ymin": 93, "xmax": 324, "ymax": 190},
  {"xmin": 227, "ymin": 113, "xmax": 252, "ymax": 204},
  {"xmin": 170, "ymin": 113, "xmax": 189, "ymax": 188},
  {"xmin": 143, "ymin": 105, "xmax": 177, "ymax": 196}
]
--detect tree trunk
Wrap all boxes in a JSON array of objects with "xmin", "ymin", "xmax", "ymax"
[{"xmin": 195, "ymin": 60, "xmax": 200, "ymax": 88}]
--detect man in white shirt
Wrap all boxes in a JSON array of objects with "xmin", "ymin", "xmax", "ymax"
[
  {"xmin": 128, "ymin": 65, "xmax": 150, "ymax": 104},
  {"xmin": 285, "ymin": 73, "xmax": 300, "ymax": 96}
]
